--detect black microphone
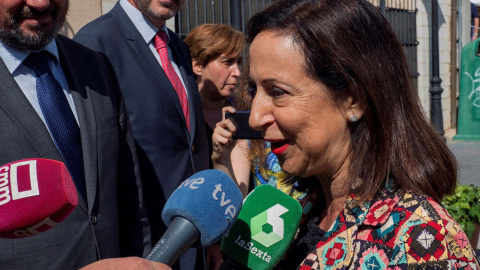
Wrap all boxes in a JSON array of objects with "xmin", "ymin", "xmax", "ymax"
[{"xmin": 145, "ymin": 169, "xmax": 243, "ymax": 266}]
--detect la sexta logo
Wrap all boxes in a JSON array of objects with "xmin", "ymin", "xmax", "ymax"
[{"xmin": 251, "ymin": 204, "xmax": 288, "ymax": 247}]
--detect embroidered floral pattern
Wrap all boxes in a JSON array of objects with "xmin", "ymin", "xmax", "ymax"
[{"xmin": 296, "ymin": 183, "xmax": 480, "ymax": 270}]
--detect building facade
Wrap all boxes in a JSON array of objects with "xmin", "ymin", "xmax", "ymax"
[{"xmin": 64, "ymin": 0, "xmax": 471, "ymax": 135}]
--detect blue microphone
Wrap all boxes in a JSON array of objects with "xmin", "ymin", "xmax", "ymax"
[{"xmin": 145, "ymin": 169, "xmax": 243, "ymax": 266}]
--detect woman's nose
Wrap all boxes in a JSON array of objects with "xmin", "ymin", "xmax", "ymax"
[{"xmin": 249, "ymin": 92, "xmax": 273, "ymax": 131}]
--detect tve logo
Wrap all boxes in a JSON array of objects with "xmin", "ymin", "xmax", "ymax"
[
  {"xmin": 162, "ymin": 169, "xmax": 243, "ymax": 247},
  {"xmin": 251, "ymin": 204, "xmax": 288, "ymax": 247},
  {"xmin": 0, "ymin": 160, "xmax": 40, "ymax": 206},
  {"xmin": 176, "ymin": 176, "xmax": 238, "ymax": 220}
]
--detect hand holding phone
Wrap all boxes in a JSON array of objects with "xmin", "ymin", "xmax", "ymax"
[{"xmin": 225, "ymin": 111, "xmax": 262, "ymax": 139}]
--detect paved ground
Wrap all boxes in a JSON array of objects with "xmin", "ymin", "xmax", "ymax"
[
  {"xmin": 448, "ymin": 141, "xmax": 480, "ymax": 187},
  {"xmin": 446, "ymin": 129, "xmax": 480, "ymax": 254}
]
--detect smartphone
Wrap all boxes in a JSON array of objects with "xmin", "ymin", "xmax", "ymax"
[{"xmin": 225, "ymin": 111, "xmax": 263, "ymax": 139}]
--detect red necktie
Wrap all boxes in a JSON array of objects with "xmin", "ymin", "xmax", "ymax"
[{"xmin": 155, "ymin": 30, "xmax": 190, "ymax": 130}]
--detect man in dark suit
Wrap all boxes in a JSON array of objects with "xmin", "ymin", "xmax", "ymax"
[
  {"xmin": 0, "ymin": 0, "xmax": 150, "ymax": 269},
  {"xmin": 74, "ymin": 0, "xmax": 209, "ymax": 269}
]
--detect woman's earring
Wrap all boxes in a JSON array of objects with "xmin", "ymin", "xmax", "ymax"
[{"xmin": 349, "ymin": 115, "xmax": 358, "ymax": 122}]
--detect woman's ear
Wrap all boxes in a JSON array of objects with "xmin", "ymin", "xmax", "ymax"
[
  {"xmin": 343, "ymin": 94, "xmax": 365, "ymax": 123},
  {"xmin": 192, "ymin": 59, "xmax": 203, "ymax": 76}
]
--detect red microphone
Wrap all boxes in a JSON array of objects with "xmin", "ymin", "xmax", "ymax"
[{"xmin": 0, "ymin": 158, "xmax": 78, "ymax": 239}]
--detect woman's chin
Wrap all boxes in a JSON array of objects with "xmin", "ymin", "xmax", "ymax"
[{"xmin": 278, "ymin": 159, "xmax": 308, "ymax": 178}]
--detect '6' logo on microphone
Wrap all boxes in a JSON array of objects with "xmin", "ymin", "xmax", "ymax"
[
  {"xmin": 251, "ymin": 204, "xmax": 288, "ymax": 247},
  {"xmin": 0, "ymin": 160, "xmax": 40, "ymax": 205}
]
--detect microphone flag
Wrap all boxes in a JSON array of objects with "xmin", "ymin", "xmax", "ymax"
[
  {"xmin": 220, "ymin": 184, "xmax": 302, "ymax": 270},
  {"xmin": 0, "ymin": 159, "xmax": 78, "ymax": 238},
  {"xmin": 146, "ymin": 169, "xmax": 243, "ymax": 266},
  {"xmin": 161, "ymin": 169, "xmax": 243, "ymax": 247}
]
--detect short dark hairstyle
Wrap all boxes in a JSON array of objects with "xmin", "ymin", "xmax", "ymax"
[{"xmin": 247, "ymin": 0, "xmax": 457, "ymax": 202}]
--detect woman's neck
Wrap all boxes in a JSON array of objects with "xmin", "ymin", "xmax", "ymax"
[
  {"xmin": 199, "ymin": 87, "xmax": 228, "ymax": 129},
  {"xmin": 317, "ymin": 174, "xmax": 350, "ymax": 231},
  {"xmin": 199, "ymin": 86, "xmax": 226, "ymax": 108}
]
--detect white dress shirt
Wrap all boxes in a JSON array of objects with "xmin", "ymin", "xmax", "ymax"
[
  {"xmin": 120, "ymin": 0, "xmax": 189, "ymax": 98},
  {"xmin": 0, "ymin": 39, "xmax": 80, "ymax": 126}
]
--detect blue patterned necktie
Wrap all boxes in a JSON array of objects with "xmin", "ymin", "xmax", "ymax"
[{"xmin": 23, "ymin": 51, "xmax": 87, "ymax": 202}]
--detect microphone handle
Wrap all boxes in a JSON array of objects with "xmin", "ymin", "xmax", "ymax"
[
  {"xmin": 219, "ymin": 256, "xmax": 251, "ymax": 270},
  {"xmin": 145, "ymin": 217, "xmax": 200, "ymax": 266}
]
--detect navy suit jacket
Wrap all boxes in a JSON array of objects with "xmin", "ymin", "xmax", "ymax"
[
  {"xmin": 0, "ymin": 35, "xmax": 150, "ymax": 269},
  {"xmin": 74, "ymin": 4, "xmax": 209, "ymax": 269}
]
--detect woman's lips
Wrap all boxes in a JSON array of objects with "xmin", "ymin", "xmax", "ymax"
[{"xmin": 270, "ymin": 140, "xmax": 289, "ymax": 155}]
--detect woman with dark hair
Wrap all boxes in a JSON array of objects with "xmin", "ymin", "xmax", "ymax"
[
  {"xmin": 212, "ymin": 74, "xmax": 310, "ymax": 199},
  {"xmin": 213, "ymin": 0, "xmax": 479, "ymax": 269}
]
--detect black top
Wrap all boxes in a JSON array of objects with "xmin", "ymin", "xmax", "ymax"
[
  {"xmin": 276, "ymin": 197, "xmax": 326, "ymax": 269},
  {"xmin": 206, "ymin": 121, "xmax": 214, "ymax": 169}
]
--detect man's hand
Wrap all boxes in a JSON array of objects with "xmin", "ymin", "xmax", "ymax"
[
  {"xmin": 206, "ymin": 244, "xmax": 224, "ymax": 270},
  {"xmin": 80, "ymin": 257, "xmax": 172, "ymax": 270}
]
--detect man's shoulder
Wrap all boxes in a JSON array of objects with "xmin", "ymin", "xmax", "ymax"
[
  {"xmin": 75, "ymin": 9, "xmax": 120, "ymax": 39},
  {"xmin": 166, "ymin": 28, "xmax": 190, "ymax": 55},
  {"xmin": 167, "ymin": 28, "xmax": 186, "ymax": 45},
  {"xmin": 56, "ymin": 35, "xmax": 106, "ymax": 60},
  {"xmin": 55, "ymin": 35, "xmax": 117, "ymax": 81},
  {"xmin": 74, "ymin": 13, "xmax": 126, "ymax": 55}
]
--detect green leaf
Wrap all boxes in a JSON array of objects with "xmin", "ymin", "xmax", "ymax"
[
  {"xmin": 459, "ymin": 202, "xmax": 471, "ymax": 209},
  {"xmin": 442, "ymin": 184, "xmax": 480, "ymax": 231}
]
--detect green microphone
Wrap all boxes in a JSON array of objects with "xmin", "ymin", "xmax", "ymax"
[{"xmin": 220, "ymin": 184, "xmax": 302, "ymax": 270}]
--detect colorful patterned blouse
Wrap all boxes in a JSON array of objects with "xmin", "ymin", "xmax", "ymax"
[
  {"xmin": 291, "ymin": 182, "xmax": 479, "ymax": 270},
  {"xmin": 250, "ymin": 140, "xmax": 306, "ymax": 201}
]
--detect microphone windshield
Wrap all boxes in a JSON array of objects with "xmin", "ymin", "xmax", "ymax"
[
  {"xmin": 220, "ymin": 184, "xmax": 302, "ymax": 270},
  {"xmin": 0, "ymin": 159, "xmax": 78, "ymax": 238},
  {"xmin": 162, "ymin": 169, "xmax": 243, "ymax": 247}
]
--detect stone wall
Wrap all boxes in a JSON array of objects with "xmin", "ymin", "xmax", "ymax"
[
  {"xmin": 60, "ymin": 0, "xmax": 101, "ymax": 38},
  {"xmin": 416, "ymin": 0, "xmax": 452, "ymax": 130}
]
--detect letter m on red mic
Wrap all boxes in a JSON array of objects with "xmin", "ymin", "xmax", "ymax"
[
  {"xmin": 0, "ymin": 159, "xmax": 78, "ymax": 239},
  {"xmin": 220, "ymin": 185, "xmax": 302, "ymax": 270}
]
